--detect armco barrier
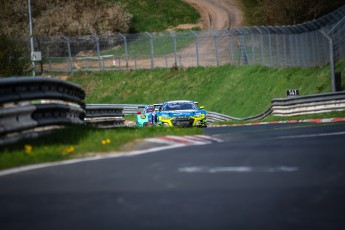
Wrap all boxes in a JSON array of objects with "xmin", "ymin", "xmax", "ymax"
[
  {"xmin": 84, "ymin": 104, "xmax": 126, "ymax": 128},
  {"xmin": 0, "ymin": 77, "xmax": 86, "ymax": 145},
  {"xmin": 271, "ymin": 92, "xmax": 345, "ymax": 116},
  {"xmin": 226, "ymin": 91, "xmax": 345, "ymax": 121}
]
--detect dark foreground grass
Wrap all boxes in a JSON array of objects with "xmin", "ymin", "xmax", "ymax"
[{"xmin": 0, "ymin": 125, "xmax": 202, "ymax": 170}]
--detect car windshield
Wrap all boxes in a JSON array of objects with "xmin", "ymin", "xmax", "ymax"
[
  {"xmin": 145, "ymin": 106, "xmax": 154, "ymax": 113},
  {"xmin": 163, "ymin": 102, "xmax": 197, "ymax": 111}
]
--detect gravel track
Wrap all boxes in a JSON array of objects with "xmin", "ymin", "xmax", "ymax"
[{"xmin": 183, "ymin": 0, "xmax": 243, "ymax": 29}]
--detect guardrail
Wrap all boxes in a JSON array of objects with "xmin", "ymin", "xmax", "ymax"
[
  {"xmin": 271, "ymin": 92, "xmax": 345, "ymax": 116},
  {"xmin": 84, "ymin": 104, "xmax": 126, "ymax": 128},
  {"xmin": 223, "ymin": 91, "xmax": 345, "ymax": 121},
  {"xmin": 0, "ymin": 77, "xmax": 86, "ymax": 145}
]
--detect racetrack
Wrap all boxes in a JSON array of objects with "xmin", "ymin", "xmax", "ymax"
[{"xmin": 1, "ymin": 122, "xmax": 345, "ymax": 229}]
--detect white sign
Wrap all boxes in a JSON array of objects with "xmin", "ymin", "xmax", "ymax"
[
  {"xmin": 287, "ymin": 89, "xmax": 299, "ymax": 97},
  {"xmin": 31, "ymin": 51, "xmax": 42, "ymax": 61}
]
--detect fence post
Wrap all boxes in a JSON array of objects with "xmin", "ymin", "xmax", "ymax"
[
  {"xmin": 251, "ymin": 31, "xmax": 255, "ymax": 64},
  {"xmin": 119, "ymin": 33, "xmax": 129, "ymax": 69},
  {"xmin": 93, "ymin": 35, "xmax": 102, "ymax": 71},
  {"xmin": 283, "ymin": 34, "xmax": 287, "ymax": 66},
  {"xmin": 169, "ymin": 32, "xmax": 177, "ymax": 66},
  {"xmin": 320, "ymin": 30, "xmax": 336, "ymax": 92},
  {"xmin": 268, "ymin": 32, "xmax": 273, "ymax": 66},
  {"xmin": 294, "ymin": 34, "xmax": 299, "ymax": 66},
  {"xmin": 213, "ymin": 31, "xmax": 219, "ymax": 66},
  {"xmin": 254, "ymin": 27, "xmax": 265, "ymax": 65},
  {"xmin": 63, "ymin": 36, "xmax": 73, "ymax": 73},
  {"xmin": 190, "ymin": 30, "xmax": 199, "ymax": 67},
  {"xmin": 144, "ymin": 32, "xmax": 154, "ymax": 69},
  {"xmin": 300, "ymin": 34, "xmax": 306, "ymax": 67},
  {"xmin": 275, "ymin": 33, "xmax": 280, "ymax": 66},
  {"xmin": 236, "ymin": 29, "xmax": 249, "ymax": 65},
  {"xmin": 225, "ymin": 30, "xmax": 234, "ymax": 64}
]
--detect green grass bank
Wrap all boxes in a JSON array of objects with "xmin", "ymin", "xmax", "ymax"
[
  {"xmin": 0, "ymin": 126, "xmax": 202, "ymax": 170},
  {"xmin": 68, "ymin": 64, "xmax": 342, "ymax": 118},
  {"xmin": 111, "ymin": 0, "xmax": 200, "ymax": 32}
]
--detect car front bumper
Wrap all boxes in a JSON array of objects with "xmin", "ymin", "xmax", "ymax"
[{"xmin": 159, "ymin": 115, "xmax": 206, "ymax": 127}]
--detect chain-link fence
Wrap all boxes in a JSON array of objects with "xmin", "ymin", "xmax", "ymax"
[{"xmin": 31, "ymin": 5, "xmax": 345, "ymax": 89}]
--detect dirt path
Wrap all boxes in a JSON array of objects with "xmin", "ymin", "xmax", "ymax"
[{"xmin": 183, "ymin": 0, "xmax": 243, "ymax": 29}]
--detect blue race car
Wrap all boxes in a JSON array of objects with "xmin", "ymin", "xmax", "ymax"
[
  {"xmin": 156, "ymin": 100, "xmax": 207, "ymax": 127},
  {"xmin": 136, "ymin": 105, "xmax": 154, "ymax": 127}
]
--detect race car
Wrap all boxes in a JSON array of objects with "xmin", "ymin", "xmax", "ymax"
[
  {"xmin": 151, "ymin": 103, "xmax": 163, "ymax": 125},
  {"xmin": 156, "ymin": 100, "xmax": 207, "ymax": 127},
  {"xmin": 136, "ymin": 105, "xmax": 154, "ymax": 127}
]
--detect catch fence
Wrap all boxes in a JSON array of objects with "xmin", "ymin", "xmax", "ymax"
[{"xmin": 30, "ymin": 6, "xmax": 345, "ymax": 89}]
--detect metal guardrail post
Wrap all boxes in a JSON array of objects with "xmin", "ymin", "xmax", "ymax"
[
  {"xmin": 63, "ymin": 36, "xmax": 73, "ymax": 73},
  {"xmin": 190, "ymin": 30, "xmax": 199, "ymax": 67},
  {"xmin": 320, "ymin": 29, "xmax": 336, "ymax": 92},
  {"xmin": 119, "ymin": 33, "xmax": 129, "ymax": 69},
  {"xmin": 169, "ymin": 32, "xmax": 177, "ymax": 66},
  {"xmin": 145, "ymin": 32, "xmax": 154, "ymax": 69},
  {"xmin": 93, "ymin": 35, "xmax": 102, "ymax": 71}
]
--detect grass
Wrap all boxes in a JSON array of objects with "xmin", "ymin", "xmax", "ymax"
[
  {"xmin": 102, "ymin": 31, "xmax": 196, "ymax": 57},
  {"xmin": 109, "ymin": 0, "xmax": 200, "ymax": 33},
  {"xmin": 68, "ymin": 63, "xmax": 343, "ymax": 118},
  {"xmin": 0, "ymin": 125, "xmax": 202, "ymax": 170},
  {"xmin": 237, "ymin": 0, "xmax": 266, "ymax": 26}
]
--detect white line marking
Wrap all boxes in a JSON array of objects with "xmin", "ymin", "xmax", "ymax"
[
  {"xmin": 0, "ymin": 135, "xmax": 222, "ymax": 177},
  {"xmin": 276, "ymin": 131, "xmax": 345, "ymax": 139},
  {"xmin": 178, "ymin": 166, "xmax": 299, "ymax": 173},
  {"xmin": 0, "ymin": 144, "xmax": 184, "ymax": 177},
  {"xmin": 194, "ymin": 135, "xmax": 224, "ymax": 143}
]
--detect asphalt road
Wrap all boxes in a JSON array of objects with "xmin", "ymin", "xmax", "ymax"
[{"xmin": 1, "ymin": 122, "xmax": 345, "ymax": 230}]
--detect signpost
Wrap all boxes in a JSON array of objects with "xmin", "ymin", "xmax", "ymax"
[
  {"xmin": 28, "ymin": 0, "xmax": 35, "ymax": 76},
  {"xmin": 31, "ymin": 52, "xmax": 42, "ymax": 62}
]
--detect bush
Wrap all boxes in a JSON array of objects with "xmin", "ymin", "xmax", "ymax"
[
  {"xmin": 0, "ymin": 32, "xmax": 31, "ymax": 77},
  {"xmin": 0, "ymin": 0, "xmax": 132, "ymax": 36},
  {"xmin": 239, "ymin": 0, "xmax": 345, "ymax": 26}
]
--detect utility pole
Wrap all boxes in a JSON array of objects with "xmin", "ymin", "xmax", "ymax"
[{"xmin": 28, "ymin": 0, "xmax": 35, "ymax": 76}]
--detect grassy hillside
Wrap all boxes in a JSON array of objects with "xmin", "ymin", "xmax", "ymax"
[
  {"xmin": 239, "ymin": 0, "xmax": 344, "ymax": 26},
  {"xmin": 111, "ymin": 0, "xmax": 200, "ymax": 32},
  {"xmin": 68, "ymin": 63, "xmax": 343, "ymax": 118}
]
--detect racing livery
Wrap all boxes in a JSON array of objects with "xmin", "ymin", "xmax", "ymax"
[
  {"xmin": 136, "ymin": 105, "xmax": 154, "ymax": 127},
  {"xmin": 156, "ymin": 100, "xmax": 207, "ymax": 127}
]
